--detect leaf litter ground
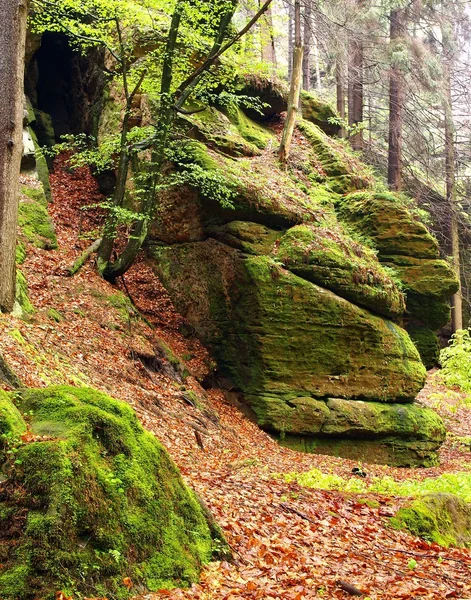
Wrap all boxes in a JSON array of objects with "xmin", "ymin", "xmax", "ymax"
[{"xmin": 1, "ymin": 156, "xmax": 471, "ymax": 599}]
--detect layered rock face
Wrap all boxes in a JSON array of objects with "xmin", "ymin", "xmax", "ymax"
[{"xmin": 147, "ymin": 88, "xmax": 454, "ymax": 467}]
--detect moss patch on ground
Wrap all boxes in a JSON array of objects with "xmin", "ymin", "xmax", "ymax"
[{"xmin": 0, "ymin": 386, "xmax": 220, "ymax": 599}]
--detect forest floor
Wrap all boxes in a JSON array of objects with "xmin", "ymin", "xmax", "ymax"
[{"xmin": 1, "ymin": 156, "xmax": 471, "ymax": 599}]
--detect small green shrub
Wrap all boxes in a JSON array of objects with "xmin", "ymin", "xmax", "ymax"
[{"xmin": 439, "ymin": 329, "xmax": 471, "ymax": 392}]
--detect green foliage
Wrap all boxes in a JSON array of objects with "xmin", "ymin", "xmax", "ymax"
[
  {"xmin": 283, "ymin": 469, "xmax": 471, "ymax": 504},
  {"xmin": 439, "ymin": 329, "xmax": 471, "ymax": 392},
  {"xmin": 168, "ymin": 143, "xmax": 236, "ymax": 208}
]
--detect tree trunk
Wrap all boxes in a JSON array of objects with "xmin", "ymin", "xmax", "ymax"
[
  {"xmin": 443, "ymin": 62, "xmax": 462, "ymax": 332},
  {"xmin": 279, "ymin": 0, "xmax": 303, "ymax": 164},
  {"xmin": 260, "ymin": 1, "xmax": 276, "ymax": 67},
  {"xmin": 302, "ymin": 0, "xmax": 312, "ymax": 91},
  {"xmin": 288, "ymin": 1, "xmax": 294, "ymax": 80},
  {"xmin": 348, "ymin": 1, "xmax": 364, "ymax": 151},
  {"xmin": 336, "ymin": 57, "xmax": 346, "ymax": 138},
  {"xmin": 0, "ymin": 0, "xmax": 28, "ymax": 313},
  {"xmin": 388, "ymin": 8, "xmax": 406, "ymax": 191}
]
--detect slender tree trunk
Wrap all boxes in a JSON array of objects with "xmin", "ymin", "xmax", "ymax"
[
  {"xmin": 279, "ymin": 0, "xmax": 303, "ymax": 164},
  {"xmin": 313, "ymin": 34, "xmax": 322, "ymax": 92},
  {"xmin": 443, "ymin": 62, "xmax": 462, "ymax": 332},
  {"xmin": 288, "ymin": 1, "xmax": 294, "ymax": 80},
  {"xmin": 336, "ymin": 56, "xmax": 346, "ymax": 138},
  {"xmin": 260, "ymin": 1, "xmax": 276, "ymax": 67},
  {"xmin": 302, "ymin": 0, "xmax": 312, "ymax": 91},
  {"xmin": 348, "ymin": 32, "xmax": 364, "ymax": 151},
  {"xmin": 0, "ymin": 0, "xmax": 28, "ymax": 312},
  {"xmin": 388, "ymin": 8, "xmax": 406, "ymax": 191}
]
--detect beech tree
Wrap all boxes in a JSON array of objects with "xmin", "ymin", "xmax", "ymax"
[{"xmin": 0, "ymin": 0, "xmax": 29, "ymax": 312}]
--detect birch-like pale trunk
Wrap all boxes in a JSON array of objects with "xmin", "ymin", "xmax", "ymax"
[
  {"xmin": 279, "ymin": 0, "xmax": 303, "ymax": 165},
  {"xmin": 0, "ymin": 0, "xmax": 28, "ymax": 312}
]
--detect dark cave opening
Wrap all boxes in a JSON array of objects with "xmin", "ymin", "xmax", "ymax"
[{"xmin": 25, "ymin": 32, "xmax": 105, "ymax": 145}]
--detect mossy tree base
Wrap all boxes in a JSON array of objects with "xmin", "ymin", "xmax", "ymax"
[{"xmin": 0, "ymin": 386, "xmax": 221, "ymax": 599}]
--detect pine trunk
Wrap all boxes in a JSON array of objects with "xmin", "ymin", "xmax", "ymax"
[
  {"xmin": 302, "ymin": 0, "xmax": 312, "ymax": 90},
  {"xmin": 348, "ymin": 33, "xmax": 363, "ymax": 151},
  {"xmin": 388, "ymin": 8, "xmax": 405, "ymax": 191},
  {"xmin": 260, "ymin": 2, "xmax": 276, "ymax": 67},
  {"xmin": 336, "ymin": 57, "xmax": 346, "ymax": 138},
  {"xmin": 0, "ymin": 0, "xmax": 28, "ymax": 312}
]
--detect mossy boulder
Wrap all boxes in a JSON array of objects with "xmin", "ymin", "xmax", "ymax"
[
  {"xmin": 300, "ymin": 91, "xmax": 341, "ymax": 136},
  {"xmin": 18, "ymin": 184, "xmax": 57, "ymax": 250},
  {"xmin": 391, "ymin": 493, "xmax": 471, "ymax": 547},
  {"xmin": 14, "ymin": 270, "xmax": 35, "ymax": 317},
  {"xmin": 407, "ymin": 323, "xmax": 440, "ymax": 369},
  {"xmin": 297, "ymin": 120, "xmax": 372, "ymax": 194},
  {"xmin": 151, "ymin": 242, "xmax": 446, "ymax": 466},
  {"xmin": 208, "ymin": 221, "xmax": 281, "ymax": 255},
  {"xmin": 151, "ymin": 141, "xmax": 325, "ymax": 243},
  {"xmin": 275, "ymin": 224, "xmax": 405, "ymax": 319},
  {"xmin": 337, "ymin": 191, "xmax": 440, "ymax": 259},
  {"xmin": 277, "ymin": 397, "xmax": 445, "ymax": 468},
  {"xmin": 0, "ymin": 386, "xmax": 220, "ymax": 599},
  {"xmin": 153, "ymin": 243, "xmax": 426, "ymax": 403},
  {"xmin": 178, "ymin": 104, "xmax": 270, "ymax": 157},
  {"xmin": 381, "ymin": 255, "xmax": 458, "ymax": 330},
  {"xmin": 236, "ymin": 74, "xmax": 288, "ymax": 120}
]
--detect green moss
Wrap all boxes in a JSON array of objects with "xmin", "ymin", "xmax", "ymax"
[
  {"xmin": 297, "ymin": 119, "xmax": 372, "ymax": 193},
  {"xmin": 153, "ymin": 242, "xmax": 426, "ymax": 405},
  {"xmin": 0, "ymin": 386, "xmax": 219, "ymax": 599},
  {"xmin": 28, "ymin": 127, "xmax": 52, "ymax": 203},
  {"xmin": 407, "ymin": 296, "xmax": 451, "ymax": 331},
  {"xmin": 391, "ymin": 494, "xmax": 471, "ymax": 548},
  {"xmin": 18, "ymin": 190, "xmax": 57, "ymax": 250},
  {"xmin": 407, "ymin": 324, "xmax": 440, "ymax": 369},
  {"xmin": 16, "ymin": 242, "xmax": 27, "ymax": 265},
  {"xmin": 47, "ymin": 308, "xmax": 64, "ymax": 323},
  {"xmin": 223, "ymin": 103, "xmax": 273, "ymax": 150},
  {"xmin": 208, "ymin": 221, "xmax": 280, "ymax": 255},
  {"xmin": 337, "ymin": 191, "xmax": 439, "ymax": 259},
  {"xmin": 20, "ymin": 185, "xmax": 47, "ymax": 207},
  {"xmin": 276, "ymin": 224, "xmax": 405, "ymax": 319},
  {"xmin": 0, "ymin": 390, "xmax": 26, "ymax": 440},
  {"xmin": 300, "ymin": 91, "xmax": 340, "ymax": 136},
  {"xmin": 15, "ymin": 270, "xmax": 35, "ymax": 316}
]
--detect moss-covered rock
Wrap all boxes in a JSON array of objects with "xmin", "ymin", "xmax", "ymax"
[
  {"xmin": 300, "ymin": 91, "xmax": 341, "ymax": 136},
  {"xmin": 407, "ymin": 323, "xmax": 440, "ymax": 369},
  {"xmin": 153, "ymin": 242, "xmax": 426, "ymax": 402},
  {"xmin": 0, "ymin": 386, "xmax": 220, "ymax": 599},
  {"xmin": 297, "ymin": 119, "xmax": 372, "ymax": 194},
  {"xmin": 381, "ymin": 255, "xmax": 458, "ymax": 330},
  {"xmin": 276, "ymin": 224, "xmax": 405, "ymax": 319},
  {"xmin": 337, "ymin": 191, "xmax": 440, "ymax": 259},
  {"xmin": 222, "ymin": 103, "xmax": 273, "ymax": 150},
  {"xmin": 0, "ymin": 391, "xmax": 26, "ymax": 439},
  {"xmin": 391, "ymin": 493, "xmax": 471, "ymax": 547},
  {"xmin": 18, "ymin": 184, "xmax": 57, "ymax": 250},
  {"xmin": 208, "ymin": 221, "xmax": 281, "ymax": 255},
  {"xmin": 14, "ymin": 270, "xmax": 35, "ymax": 317},
  {"xmin": 236, "ymin": 74, "xmax": 288, "ymax": 120},
  {"xmin": 278, "ymin": 397, "xmax": 446, "ymax": 467}
]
